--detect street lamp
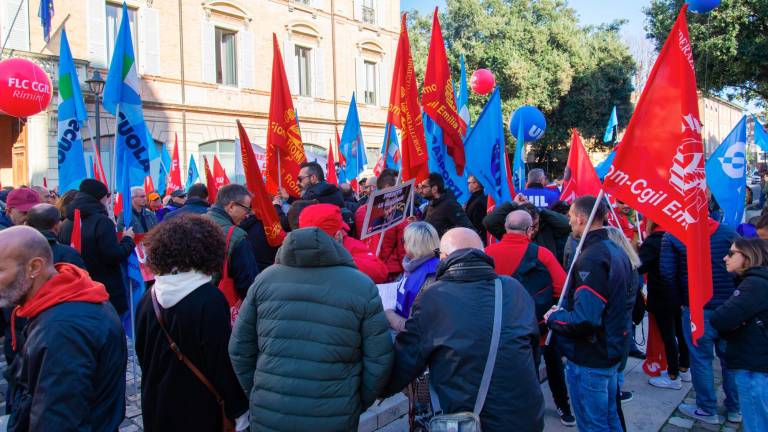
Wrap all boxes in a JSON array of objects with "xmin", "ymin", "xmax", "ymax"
[{"xmin": 85, "ymin": 70, "xmax": 105, "ymax": 154}]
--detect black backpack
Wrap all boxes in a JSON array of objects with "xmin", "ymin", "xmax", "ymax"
[{"xmin": 513, "ymin": 243, "xmax": 555, "ymax": 332}]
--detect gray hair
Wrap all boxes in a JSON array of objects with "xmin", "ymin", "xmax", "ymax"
[
  {"xmin": 605, "ymin": 226, "xmax": 641, "ymax": 269},
  {"xmin": 504, "ymin": 210, "xmax": 532, "ymax": 233},
  {"xmin": 215, "ymin": 184, "xmax": 250, "ymax": 207},
  {"xmin": 527, "ymin": 168, "xmax": 546, "ymax": 185},
  {"xmin": 130, "ymin": 186, "xmax": 145, "ymax": 197},
  {"xmin": 404, "ymin": 222, "xmax": 440, "ymax": 260}
]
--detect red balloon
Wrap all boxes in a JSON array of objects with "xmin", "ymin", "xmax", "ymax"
[
  {"xmin": 0, "ymin": 58, "xmax": 53, "ymax": 118},
  {"xmin": 470, "ymin": 69, "xmax": 495, "ymax": 94}
]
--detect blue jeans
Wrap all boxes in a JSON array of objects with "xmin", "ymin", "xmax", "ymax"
[
  {"xmin": 681, "ymin": 307, "xmax": 739, "ymax": 415},
  {"xmin": 565, "ymin": 361, "xmax": 622, "ymax": 432},
  {"xmin": 734, "ymin": 370, "xmax": 768, "ymax": 432}
]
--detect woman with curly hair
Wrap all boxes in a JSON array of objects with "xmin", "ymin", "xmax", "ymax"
[{"xmin": 135, "ymin": 215, "xmax": 248, "ymax": 431}]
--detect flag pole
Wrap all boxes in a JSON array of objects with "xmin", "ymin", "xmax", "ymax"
[
  {"xmin": 635, "ymin": 212, "xmax": 644, "ymax": 243},
  {"xmin": 277, "ymin": 147, "xmax": 283, "ymax": 193},
  {"xmin": 545, "ymin": 189, "xmax": 605, "ymax": 346}
]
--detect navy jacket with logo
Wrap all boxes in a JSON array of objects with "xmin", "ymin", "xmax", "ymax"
[{"xmin": 547, "ymin": 228, "xmax": 635, "ymax": 368}]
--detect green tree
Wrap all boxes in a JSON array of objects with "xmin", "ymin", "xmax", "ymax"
[
  {"xmin": 405, "ymin": 0, "xmax": 636, "ymax": 174},
  {"xmin": 645, "ymin": 0, "xmax": 768, "ymax": 105}
]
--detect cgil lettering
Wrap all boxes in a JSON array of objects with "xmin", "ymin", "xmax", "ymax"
[{"xmin": 7, "ymin": 77, "xmax": 50, "ymax": 93}]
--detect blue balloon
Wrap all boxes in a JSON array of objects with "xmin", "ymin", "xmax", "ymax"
[
  {"xmin": 686, "ymin": 0, "xmax": 720, "ymax": 13},
  {"xmin": 509, "ymin": 105, "xmax": 547, "ymax": 142}
]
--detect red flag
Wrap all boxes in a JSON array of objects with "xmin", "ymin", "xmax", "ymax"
[
  {"xmin": 642, "ymin": 314, "xmax": 668, "ymax": 377},
  {"xmin": 237, "ymin": 120, "xmax": 286, "ymax": 247},
  {"xmin": 423, "ymin": 8, "xmax": 467, "ymax": 174},
  {"xmin": 602, "ymin": 6, "xmax": 711, "ymax": 343},
  {"xmin": 326, "ymin": 139, "xmax": 338, "ymax": 186},
  {"xmin": 43, "ymin": 177, "xmax": 48, "ymax": 189},
  {"xmin": 266, "ymin": 33, "xmax": 307, "ymax": 198},
  {"xmin": 560, "ymin": 130, "xmax": 602, "ymax": 203},
  {"xmin": 144, "ymin": 175, "xmax": 155, "ymax": 197},
  {"xmin": 387, "ymin": 14, "xmax": 428, "ymax": 183},
  {"xmin": 203, "ymin": 156, "xmax": 218, "ymax": 204},
  {"xmin": 167, "ymin": 133, "xmax": 183, "ymax": 192},
  {"xmin": 212, "ymin": 155, "xmax": 230, "ymax": 191},
  {"xmin": 94, "ymin": 158, "xmax": 107, "ymax": 186},
  {"xmin": 114, "ymin": 193, "xmax": 123, "ymax": 219},
  {"xmin": 70, "ymin": 208, "xmax": 82, "ymax": 254}
]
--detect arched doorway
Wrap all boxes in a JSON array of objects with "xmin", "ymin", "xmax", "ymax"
[{"xmin": 0, "ymin": 115, "xmax": 27, "ymax": 187}]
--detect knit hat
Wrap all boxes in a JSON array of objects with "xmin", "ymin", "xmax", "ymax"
[
  {"xmin": 6, "ymin": 188, "xmax": 41, "ymax": 212},
  {"xmin": 298, "ymin": 203, "xmax": 349, "ymax": 237},
  {"xmin": 79, "ymin": 179, "xmax": 109, "ymax": 201}
]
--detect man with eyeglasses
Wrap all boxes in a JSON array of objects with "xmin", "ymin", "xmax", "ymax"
[
  {"xmin": 484, "ymin": 210, "xmax": 575, "ymax": 426},
  {"xmin": 117, "ymin": 186, "xmax": 158, "ymax": 234},
  {"xmin": 298, "ymin": 161, "xmax": 345, "ymax": 208},
  {"xmin": 206, "ymin": 184, "xmax": 260, "ymax": 301}
]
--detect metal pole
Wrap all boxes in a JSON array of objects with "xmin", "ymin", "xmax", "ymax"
[
  {"xmin": 95, "ymin": 94, "xmax": 102, "ymax": 153},
  {"xmin": 545, "ymin": 189, "xmax": 605, "ymax": 346}
]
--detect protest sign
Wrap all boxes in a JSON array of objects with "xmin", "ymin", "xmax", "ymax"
[{"xmin": 360, "ymin": 180, "xmax": 414, "ymax": 240}]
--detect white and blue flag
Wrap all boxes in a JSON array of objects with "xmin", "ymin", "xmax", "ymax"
[{"xmin": 705, "ymin": 115, "xmax": 747, "ymax": 227}]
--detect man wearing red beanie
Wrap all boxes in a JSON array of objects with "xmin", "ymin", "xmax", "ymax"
[{"xmin": 300, "ymin": 203, "xmax": 388, "ymax": 283}]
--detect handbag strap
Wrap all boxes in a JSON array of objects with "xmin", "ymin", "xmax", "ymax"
[
  {"xmin": 473, "ymin": 278, "xmax": 502, "ymax": 416},
  {"xmin": 150, "ymin": 288, "xmax": 225, "ymax": 407},
  {"xmin": 221, "ymin": 226, "xmax": 236, "ymax": 280}
]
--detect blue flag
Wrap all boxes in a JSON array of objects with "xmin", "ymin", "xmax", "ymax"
[
  {"xmin": 425, "ymin": 113, "xmax": 470, "ymax": 204},
  {"xmin": 103, "ymin": 3, "xmax": 147, "ymax": 336},
  {"xmin": 457, "ymin": 55, "xmax": 471, "ymax": 131},
  {"xmin": 186, "ymin": 154, "xmax": 200, "ymax": 190},
  {"xmin": 57, "ymin": 29, "xmax": 89, "ymax": 193},
  {"xmin": 376, "ymin": 122, "xmax": 401, "ymax": 173},
  {"xmin": 511, "ymin": 115, "xmax": 526, "ymax": 192},
  {"xmin": 39, "ymin": 0, "xmax": 54, "ymax": 42},
  {"xmin": 753, "ymin": 115, "xmax": 768, "ymax": 153},
  {"xmin": 88, "ymin": 155, "xmax": 95, "ymax": 178},
  {"xmin": 339, "ymin": 93, "xmax": 367, "ymax": 181},
  {"xmin": 603, "ymin": 106, "xmax": 619, "ymax": 143},
  {"xmin": 465, "ymin": 89, "xmax": 512, "ymax": 204},
  {"xmin": 156, "ymin": 143, "xmax": 171, "ymax": 196},
  {"xmin": 594, "ymin": 151, "xmax": 616, "ymax": 180},
  {"xmin": 705, "ymin": 115, "xmax": 747, "ymax": 227}
]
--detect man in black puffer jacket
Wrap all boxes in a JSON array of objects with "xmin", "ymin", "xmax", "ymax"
[
  {"xmin": 299, "ymin": 161, "xmax": 344, "ymax": 207},
  {"xmin": 58, "ymin": 179, "xmax": 136, "ymax": 315},
  {"xmin": 385, "ymin": 228, "xmax": 544, "ymax": 431}
]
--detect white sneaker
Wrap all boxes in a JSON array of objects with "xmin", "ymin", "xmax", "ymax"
[
  {"xmin": 649, "ymin": 372, "xmax": 683, "ymax": 390},
  {"xmin": 678, "ymin": 370, "xmax": 692, "ymax": 382},
  {"xmin": 727, "ymin": 412, "xmax": 742, "ymax": 423},
  {"xmin": 679, "ymin": 403, "xmax": 721, "ymax": 425}
]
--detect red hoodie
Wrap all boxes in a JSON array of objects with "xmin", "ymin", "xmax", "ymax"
[
  {"xmin": 343, "ymin": 235, "xmax": 389, "ymax": 284},
  {"xmin": 12, "ymin": 263, "xmax": 109, "ymax": 350}
]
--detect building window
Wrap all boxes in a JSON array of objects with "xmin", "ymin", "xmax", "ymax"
[
  {"xmin": 199, "ymin": 140, "xmax": 235, "ymax": 178},
  {"xmin": 364, "ymin": 61, "xmax": 377, "ymax": 105},
  {"xmin": 106, "ymin": 2, "xmax": 138, "ymax": 66},
  {"xmin": 295, "ymin": 45, "xmax": 312, "ymax": 97},
  {"xmin": 293, "ymin": 0, "xmax": 311, "ymax": 4},
  {"xmin": 362, "ymin": 0, "xmax": 376, "ymax": 25},
  {"xmin": 215, "ymin": 27, "xmax": 238, "ymax": 86}
]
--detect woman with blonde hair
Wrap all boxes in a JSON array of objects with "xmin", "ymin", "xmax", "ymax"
[
  {"xmin": 712, "ymin": 238, "xmax": 768, "ymax": 432},
  {"xmin": 385, "ymin": 221, "xmax": 440, "ymax": 332}
]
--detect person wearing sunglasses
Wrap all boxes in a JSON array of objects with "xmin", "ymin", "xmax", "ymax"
[
  {"xmin": 205, "ymin": 184, "xmax": 260, "ymax": 307},
  {"xmin": 711, "ymin": 238, "xmax": 768, "ymax": 432}
]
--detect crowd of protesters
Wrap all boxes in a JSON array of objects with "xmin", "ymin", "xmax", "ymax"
[{"xmin": 0, "ymin": 163, "xmax": 766, "ymax": 432}]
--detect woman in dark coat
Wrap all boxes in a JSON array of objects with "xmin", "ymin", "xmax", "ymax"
[
  {"xmin": 639, "ymin": 220, "xmax": 690, "ymax": 389},
  {"xmin": 135, "ymin": 215, "xmax": 248, "ymax": 431},
  {"xmin": 712, "ymin": 238, "xmax": 768, "ymax": 432},
  {"xmin": 58, "ymin": 179, "xmax": 135, "ymax": 315}
]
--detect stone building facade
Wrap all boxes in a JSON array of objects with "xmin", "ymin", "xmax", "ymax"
[{"xmin": 0, "ymin": 0, "xmax": 398, "ymax": 187}]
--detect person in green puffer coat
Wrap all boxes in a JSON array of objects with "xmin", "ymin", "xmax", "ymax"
[{"xmin": 228, "ymin": 227, "xmax": 393, "ymax": 432}]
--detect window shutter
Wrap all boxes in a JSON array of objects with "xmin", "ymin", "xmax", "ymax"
[
  {"xmin": 200, "ymin": 20, "xmax": 215, "ymax": 83},
  {"xmin": 376, "ymin": 0, "xmax": 385, "ymax": 27},
  {"xmin": 138, "ymin": 7, "xmax": 161, "ymax": 76},
  {"xmin": 1, "ymin": 0, "xmax": 29, "ymax": 51},
  {"xmin": 283, "ymin": 39, "xmax": 298, "ymax": 95},
  {"xmin": 353, "ymin": 0, "xmax": 362, "ymax": 21},
  {"xmin": 313, "ymin": 46, "xmax": 324, "ymax": 99},
  {"xmin": 375, "ymin": 61, "xmax": 382, "ymax": 106},
  {"xmin": 355, "ymin": 57, "xmax": 365, "ymax": 104},
  {"xmin": 238, "ymin": 29, "xmax": 254, "ymax": 89},
  {"xmin": 86, "ymin": 0, "xmax": 107, "ymax": 67}
]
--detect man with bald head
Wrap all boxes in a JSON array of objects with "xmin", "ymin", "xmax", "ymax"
[
  {"xmin": 385, "ymin": 227, "xmax": 544, "ymax": 431},
  {"xmin": 0, "ymin": 226, "xmax": 126, "ymax": 431},
  {"xmin": 485, "ymin": 210, "xmax": 574, "ymax": 425}
]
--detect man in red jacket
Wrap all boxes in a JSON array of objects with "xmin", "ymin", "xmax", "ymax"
[
  {"xmin": 484, "ymin": 210, "xmax": 575, "ymax": 427},
  {"xmin": 300, "ymin": 203, "xmax": 389, "ymax": 283}
]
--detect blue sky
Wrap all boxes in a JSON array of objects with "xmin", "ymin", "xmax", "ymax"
[{"xmin": 400, "ymin": 0, "xmax": 651, "ymax": 40}]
